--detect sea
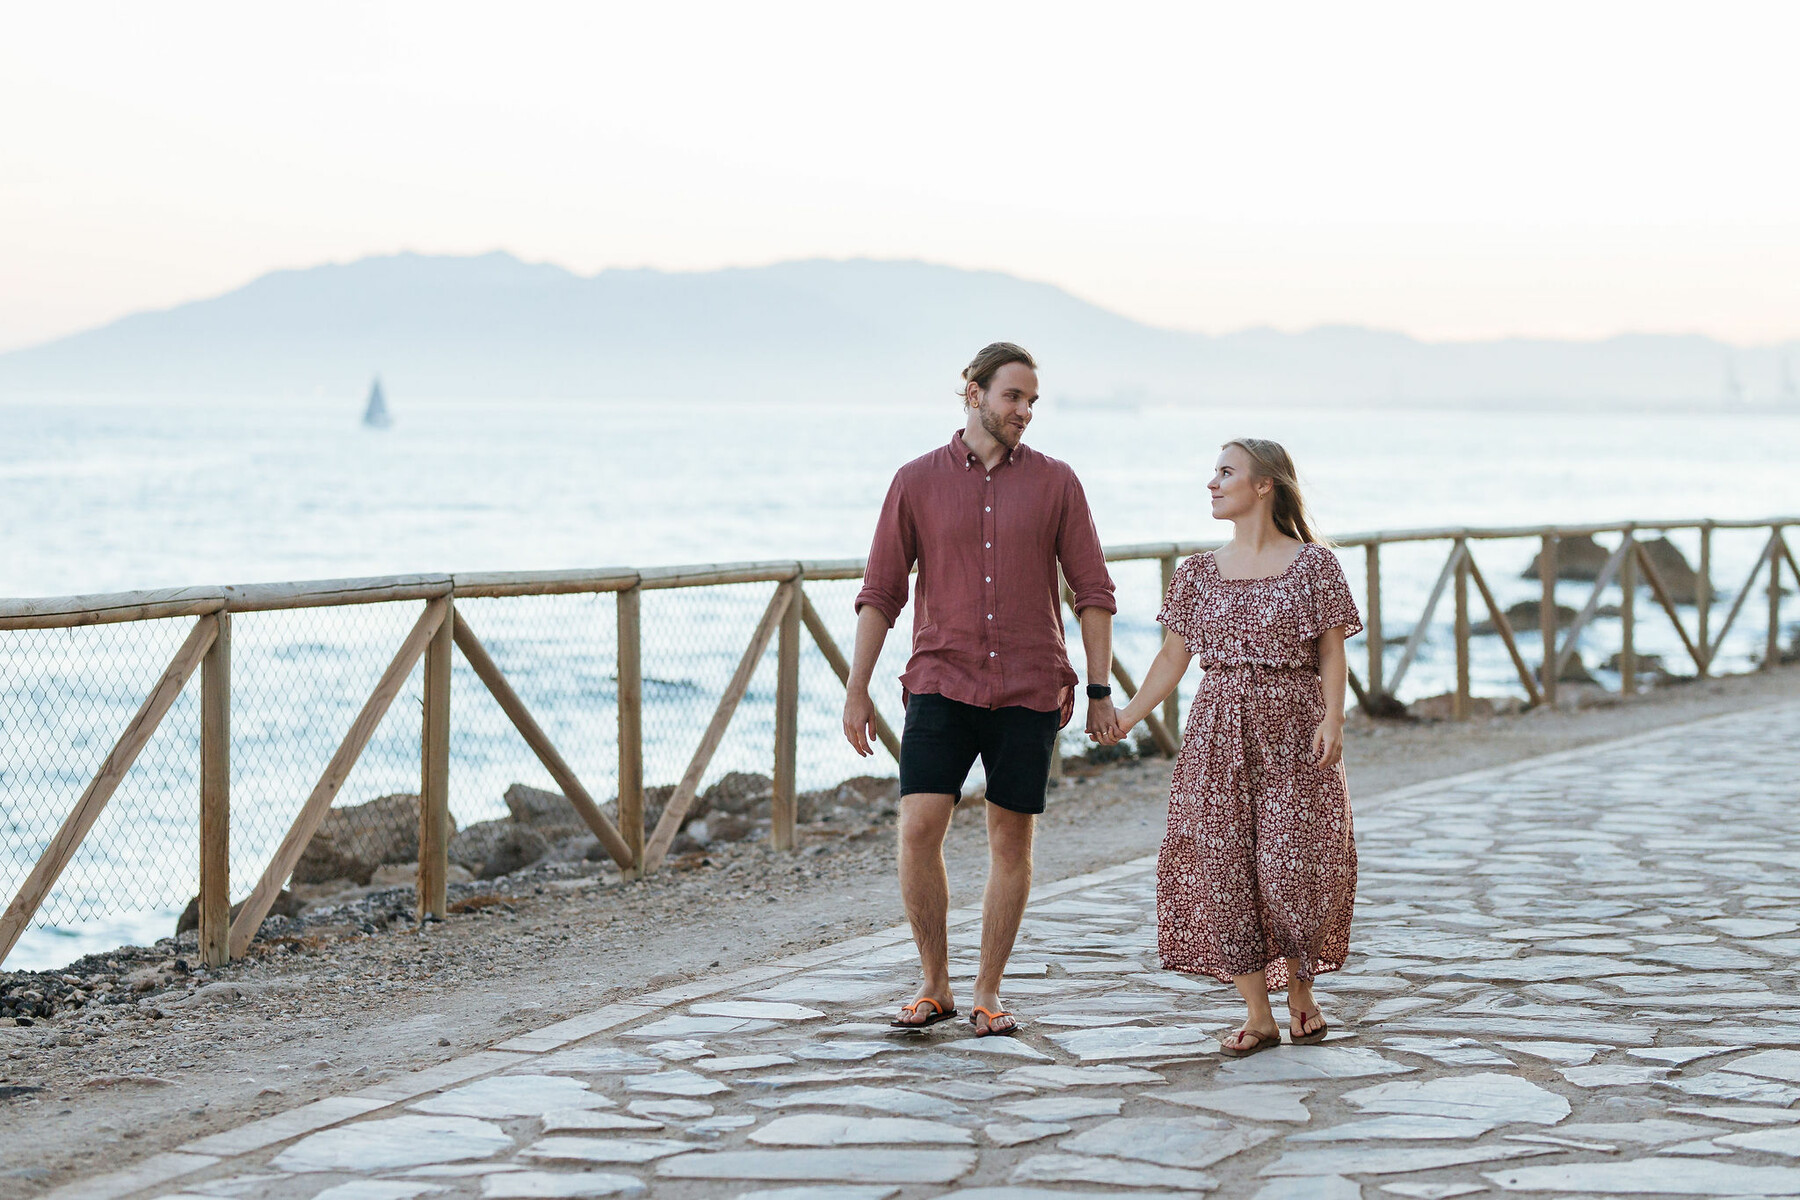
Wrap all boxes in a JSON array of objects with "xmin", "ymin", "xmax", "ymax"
[{"xmin": 3, "ymin": 395, "xmax": 1796, "ymax": 970}]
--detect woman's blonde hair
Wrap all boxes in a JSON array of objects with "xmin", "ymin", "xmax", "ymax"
[{"xmin": 1221, "ymin": 437, "xmax": 1330, "ymax": 546}]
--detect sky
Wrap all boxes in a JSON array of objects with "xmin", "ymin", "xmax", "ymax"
[{"xmin": 4, "ymin": 1, "xmax": 1799, "ymax": 354}]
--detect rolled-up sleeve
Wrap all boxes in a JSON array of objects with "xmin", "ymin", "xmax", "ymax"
[
  {"xmin": 1057, "ymin": 471, "xmax": 1116, "ymax": 615},
  {"xmin": 854, "ymin": 473, "xmax": 915, "ymax": 628}
]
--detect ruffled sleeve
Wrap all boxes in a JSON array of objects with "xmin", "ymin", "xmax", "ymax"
[
  {"xmin": 1297, "ymin": 545, "xmax": 1364, "ymax": 641},
  {"xmin": 1156, "ymin": 555, "xmax": 1206, "ymax": 648}
]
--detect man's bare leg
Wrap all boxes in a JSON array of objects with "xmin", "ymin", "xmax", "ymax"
[
  {"xmin": 972, "ymin": 802, "xmax": 1034, "ymax": 1034},
  {"xmin": 895, "ymin": 792, "xmax": 957, "ymax": 1024}
]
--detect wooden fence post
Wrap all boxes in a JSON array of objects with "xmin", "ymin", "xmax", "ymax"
[
  {"xmin": 1160, "ymin": 554, "xmax": 1181, "ymax": 741},
  {"xmin": 1540, "ymin": 534, "xmax": 1558, "ymax": 706},
  {"xmin": 617, "ymin": 587, "xmax": 644, "ymax": 875},
  {"xmin": 1769, "ymin": 524, "xmax": 1785, "ymax": 671},
  {"xmin": 771, "ymin": 577, "xmax": 801, "ymax": 851},
  {"xmin": 417, "ymin": 597, "xmax": 452, "ymax": 921},
  {"xmin": 1696, "ymin": 521, "xmax": 1713, "ymax": 673},
  {"xmin": 198, "ymin": 611, "xmax": 230, "ymax": 968},
  {"xmin": 1364, "ymin": 543, "xmax": 1384, "ymax": 701},
  {"xmin": 1619, "ymin": 538, "xmax": 1637, "ymax": 695},
  {"xmin": 1452, "ymin": 540, "xmax": 1470, "ymax": 720}
]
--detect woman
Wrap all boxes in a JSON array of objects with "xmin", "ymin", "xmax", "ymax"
[{"xmin": 1107, "ymin": 438, "xmax": 1360, "ymax": 1056}]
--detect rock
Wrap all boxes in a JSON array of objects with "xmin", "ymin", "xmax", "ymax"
[
  {"xmin": 641, "ymin": 784, "xmax": 687, "ymax": 831},
  {"xmin": 1638, "ymin": 536, "xmax": 1707, "ymax": 604},
  {"xmin": 1521, "ymin": 533, "xmax": 1614, "ymax": 582},
  {"xmin": 707, "ymin": 813, "xmax": 754, "ymax": 842},
  {"xmin": 294, "ymin": 793, "xmax": 455, "ymax": 885},
  {"xmin": 1472, "ymin": 600, "xmax": 1577, "ymax": 635},
  {"xmin": 704, "ymin": 771, "xmax": 773, "ymax": 816},
  {"xmin": 504, "ymin": 783, "xmax": 587, "ymax": 840},
  {"xmin": 450, "ymin": 818, "xmax": 553, "ymax": 879},
  {"xmin": 1560, "ymin": 654, "xmax": 1596, "ymax": 684},
  {"xmin": 369, "ymin": 863, "xmax": 415, "ymax": 888},
  {"xmin": 1409, "ymin": 694, "xmax": 1524, "ymax": 721},
  {"xmin": 1602, "ymin": 651, "xmax": 1673, "ymax": 677},
  {"xmin": 544, "ymin": 834, "xmax": 602, "ymax": 863},
  {"xmin": 176, "ymin": 888, "xmax": 301, "ymax": 937}
]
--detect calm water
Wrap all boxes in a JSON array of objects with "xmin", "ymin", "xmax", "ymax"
[{"xmin": 3, "ymin": 396, "xmax": 1796, "ymax": 969}]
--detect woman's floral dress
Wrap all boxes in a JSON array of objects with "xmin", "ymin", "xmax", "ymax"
[{"xmin": 1155, "ymin": 542, "xmax": 1362, "ymax": 989}]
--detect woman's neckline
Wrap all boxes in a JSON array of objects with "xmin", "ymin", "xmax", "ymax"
[{"xmin": 1207, "ymin": 543, "xmax": 1308, "ymax": 583}]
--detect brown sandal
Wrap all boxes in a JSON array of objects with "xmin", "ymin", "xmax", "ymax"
[
  {"xmin": 1219, "ymin": 1026, "xmax": 1281, "ymax": 1058},
  {"xmin": 1289, "ymin": 1008, "xmax": 1329, "ymax": 1045}
]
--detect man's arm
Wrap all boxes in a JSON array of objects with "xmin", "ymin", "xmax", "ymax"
[
  {"xmin": 843, "ymin": 606, "xmax": 891, "ymax": 757},
  {"xmin": 1078, "ymin": 604, "xmax": 1115, "ymax": 739}
]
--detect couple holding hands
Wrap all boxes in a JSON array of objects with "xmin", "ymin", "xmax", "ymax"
[{"xmin": 842, "ymin": 342, "xmax": 1361, "ymax": 1057}]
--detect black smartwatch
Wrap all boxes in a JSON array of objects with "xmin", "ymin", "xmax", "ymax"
[{"xmin": 1086, "ymin": 684, "xmax": 1113, "ymax": 700}]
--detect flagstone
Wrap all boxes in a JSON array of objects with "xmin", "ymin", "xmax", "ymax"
[
  {"xmin": 1658, "ymin": 1138, "xmax": 1735, "ymax": 1156},
  {"xmin": 1218, "ymin": 1045, "xmax": 1415, "ymax": 1083},
  {"xmin": 1628, "ymin": 1047, "xmax": 1741, "ymax": 1065},
  {"xmin": 1635, "ymin": 946, "xmax": 1773, "ymax": 970},
  {"xmin": 623, "ymin": 1070, "xmax": 730, "ymax": 1096},
  {"xmin": 1261, "ymin": 1144, "xmax": 1555, "ymax": 1177},
  {"xmin": 1009, "ymin": 1152, "xmax": 1218, "ymax": 1190},
  {"xmin": 915, "ymin": 1079, "xmax": 1033, "ymax": 1101},
  {"xmin": 748, "ymin": 1115, "xmax": 974, "ymax": 1146},
  {"xmin": 789, "ymin": 1041, "xmax": 901, "ymax": 1062},
  {"xmin": 656, "ymin": 1149, "xmax": 978, "ymax": 1183},
  {"xmin": 1485, "ymin": 1158, "xmax": 1800, "ymax": 1193},
  {"xmin": 1000, "ymin": 1064, "xmax": 1165, "ymax": 1089},
  {"xmin": 1379, "ymin": 1184, "xmax": 1486, "ymax": 1198},
  {"xmin": 272, "ymin": 1116, "xmax": 512, "ymax": 1173},
  {"xmin": 622, "ymin": 1015, "xmax": 768, "ymax": 1039},
  {"xmin": 411, "ymin": 1075, "xmax": 611, "ymax": 1118},
  {"xmin": 648, "ymin": 1040, "xmax": 713, "ymax": 1060},
  {"xmin": 541, "ymin": 1110, "xmax": 665, "ymax": 1133},
  {"xmin": 1290, "ymin": 1115, "xmax": 1498, "ymax": 1141},
  {"xmin": 937, "ymin": 1037, "xmax": 1054, "ymax": 1061},
  {"xmin": 694, "ymin": 1055, "xmax": 794, "ymax": 1072},
  {"xmin": 1497, "ymin": 1041, "xmax": 1610, "ymax": 1065},
  {"xmin": 749, "ymin": 1085, "xmax": 965, "ymax": 1117},
  {"xmin": 1560, "ymin": 1065, "xmax": 1671, "ymax": 1087},
  {"xmin": 1663, "ymin": 1072, "xmax": 1800, "ymax": 1105},
  {"xmin": 1151, "ymin": 1085, "xmax": 1313, "ymax": 1123},
  {"xmin": 531, "ymin": 1047, "xmax": 661, "ymax": 1075},
  {"xmin": 1060, "ymin": 1117, "xmax": 1276, "ymax": 1169},
  {"xmin": 735, "ymin": 1189, "xmax": 897, "ymax": 1200},
  {"xmin": 1718, "ymin": 1126, "xmax": 1800, "ymax": 1156},
  {"xmin": 1669, "ymin": 1105, "xmax": 1800, "ymax": 1124},
  {"xmin": 1552, "ymin": 1119, "xmax": 1724, "ymax": 1145},
  {"xmin": 687, "ymin": 1114, "xmax": 756, "ymax": 1135},
  {"xmin": 1382, "ymin": 1038, "xmax": 1513, "ymax": 1067},
  {"xmin": 742, "ymin": 1068, "xmax": 905, "ymax": 1087},
  {"xmin": 953, "ymin": 1190, "xmax": 1205, "ymax": 1200},
  {"xmin": 479, "ymin": 1173, "xmax": 646, "ymax": 1198},
  {"xmin": 995, "ymin": 1095, "xmax": 1123, "ymax": 1121},
  {"xmin": 691, "ymin": 1002, "xmax": 824, "ymax": 1021},
  {"xmin": 1049, "ymin": 1025, "xmax": 1221, "ymax": 1062},
  {"xmin": 1720, "ymin": 1049, "xmax": 1800, "ymax": 1084},
  {"xmin": 628, "ymin": 1098, "xmax": 714, "ymax": 1118},
  {"xmin": 518, "ymin": 1138, "xmax": 695, "ymax": 1165},
  {"xmin": 1437, "ymin": 956, "xmax": 1672, "ymax": 981},
  {"xmin": 743, "ymin": 978, "xmax": 897, "ymax": 1004},
  {"xmin": 983, "ymin": 1122, "xmax": 1072, "ymax": 1146},
  {"xmin": 1251, "ymin": 1177, "xmax": 1361, "ymax": 1200},
  {"xmin": 1506, "ymin": 1132, "xmax": 1619, "ymax": 1151},
  {"xmin": 312, "ymin": 1184, "xmax": 446, "ymax": 1200}
]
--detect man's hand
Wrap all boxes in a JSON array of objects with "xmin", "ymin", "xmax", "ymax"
[
  {"xmin": 843, "ymin": 686, "xmax": 878, "ymax": 757},
  {"xmin": 1085, "ymin": 695, "xmax": 1117, "ymax": 744},
  {"xmin": 1312, "ymin": 711, "xmax": 1345, "ymax": 768}
]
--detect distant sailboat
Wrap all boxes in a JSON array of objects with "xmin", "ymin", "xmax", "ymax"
[{"xmin": 363, "ymin": 376, "xmax": 392, "ymax": 429}]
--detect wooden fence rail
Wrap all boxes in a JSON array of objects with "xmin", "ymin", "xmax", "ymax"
[{"xmin": 2, "ymin": 516, "xmax": 1794, "ymax": 968}]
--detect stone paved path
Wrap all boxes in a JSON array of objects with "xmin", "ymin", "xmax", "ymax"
[{"xmin": 47, "ymin": 704, "xmax": 1800, "ymax": 1199}]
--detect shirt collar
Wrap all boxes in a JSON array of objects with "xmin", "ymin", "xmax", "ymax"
[{"xmin": 950, "ymin": 429, "xmax": 1021, "ymax": 471}]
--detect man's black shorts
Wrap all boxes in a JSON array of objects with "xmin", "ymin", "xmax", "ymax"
[{"xmin": 898, "ymin": 691, "xmax": 1059, "ymax": 815}]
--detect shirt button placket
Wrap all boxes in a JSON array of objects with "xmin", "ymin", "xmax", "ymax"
[{"xmin": 984, "ymin": 469, "xmax": 998, "ymax": 703}]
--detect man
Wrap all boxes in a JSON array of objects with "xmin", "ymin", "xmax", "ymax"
[{"xmin": 844, "ymin": 341, "xmax": 1117, "ymax": 1035}]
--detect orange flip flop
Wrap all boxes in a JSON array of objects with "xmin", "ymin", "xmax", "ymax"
[
  {"xmin": 971, "ymin": 1005, "xmax": 1019, "ymax": 1037},
  {"xmin": 890, "ymin": 998, "xmax": 958, "ymax": 1028}
]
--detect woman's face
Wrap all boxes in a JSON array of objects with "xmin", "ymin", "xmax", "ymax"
[{"xmin": 1208, "ymin": 444, "xmax": 1266, "ymax": 521}]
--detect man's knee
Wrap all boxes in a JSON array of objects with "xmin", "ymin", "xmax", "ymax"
[
  {"xmin": 985, "ymin": 803, "xmax": 1035, "ymax": 861},
  {"xmin": 898, "ymin": 793, "xmax": 954, "ymax": 852}
]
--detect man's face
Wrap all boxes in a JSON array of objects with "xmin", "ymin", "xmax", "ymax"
[{"xmin": 972, "ymin": 363, "xmax": 1039, "ymax": 449}]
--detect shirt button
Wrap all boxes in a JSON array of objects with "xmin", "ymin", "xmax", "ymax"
[
  {"xmin": 984, "ymin": 506, "xmax": 991, "ymax": 512},
  {"xmin": 989, "ymin": 651, "xmax": 997, "ymax": 658},
  {"xmin": 985, "ymin": 542, "xmax": 991, "ymax": 548},
  {"xmin": 985, "ymin": 576, "xmax": 991, "ymax": 583},
  {"xmin": 987, "ymin": 613, "xmax": 993, "ymax": 620}
]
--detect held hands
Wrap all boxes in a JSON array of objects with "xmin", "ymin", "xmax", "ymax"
[
  {"xmin": 1089, "ymin": 698, "xmax": 1135, "ymax": 746},
  {"xmin": 1312, "ymin": 710, "xmax": 1345, "ymax": 768}
]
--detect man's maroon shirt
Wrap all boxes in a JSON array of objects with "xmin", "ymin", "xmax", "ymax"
[{"xmin": 855, "ymin": 430, "xmax": 1116, "ymax": 713}]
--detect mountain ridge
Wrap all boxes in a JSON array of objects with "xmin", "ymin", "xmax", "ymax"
[{"xmin": 2, "ymin": 251, "xmax": 1794, "ymax": 405}]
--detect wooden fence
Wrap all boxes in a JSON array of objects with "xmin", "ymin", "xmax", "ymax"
[{"xmin": 0, "ymin": 516, "xmax": 1793, "ymax": 971}]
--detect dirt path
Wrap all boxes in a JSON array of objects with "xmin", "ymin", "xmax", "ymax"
[{"xmin": 3, "ymin": 665, "xmax": 1798, "ymax": 1192}]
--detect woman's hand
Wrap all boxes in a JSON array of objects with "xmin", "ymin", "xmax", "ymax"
[{"xmin": 1312, "ymin": 711, "xmax": 1345, "ymax": 768}]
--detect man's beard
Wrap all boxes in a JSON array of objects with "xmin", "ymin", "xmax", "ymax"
[{"xmin": 978, "ymin": 401, "xmax": 1021, "ymax": 448}]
